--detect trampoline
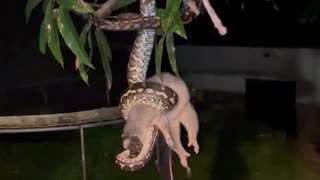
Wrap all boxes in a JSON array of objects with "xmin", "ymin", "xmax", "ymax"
[{"xmin": 0, "ymin": 107, "xmax": 173, "ymax": 180}]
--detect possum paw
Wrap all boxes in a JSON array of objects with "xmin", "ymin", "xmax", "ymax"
[
  {"xmin": 179, "ymin": 156, "xmax": 192, "ymax": 177},
  {"xmin": 180, "ymin": 155, "xmax": 189, "ymax": 168},
  {"xmin": 188, "ymin": 140, "xmax": 200, "ymax": 154}
]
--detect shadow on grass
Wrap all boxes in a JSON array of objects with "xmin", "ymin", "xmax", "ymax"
[{"xmin": 208, "ymin": 111, "xmax": 257, "ymax": 180}]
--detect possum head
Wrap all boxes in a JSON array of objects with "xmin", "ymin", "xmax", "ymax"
[{"xmin": 121, "ymin": 104, "xmax": 159, "ymax": 149}]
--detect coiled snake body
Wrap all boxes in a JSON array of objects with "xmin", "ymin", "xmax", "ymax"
[
  {"xmin": 96, "ymin": 3, "xmax": 197, "ymax": 31},
  {"xmin": 112, "ymin": 0, "xmax": 198, "ymax": 172}
]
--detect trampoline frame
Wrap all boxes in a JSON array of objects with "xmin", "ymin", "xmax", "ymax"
[{"xmin": 0, "ymin": 107, "xmax": 173, "ymax": 180}]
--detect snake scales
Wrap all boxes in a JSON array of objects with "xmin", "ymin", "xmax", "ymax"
[
  {"xmin": 94, "ymin": 0, "xmax": 199, "ymax": 172},
  {"xmin": 95, "ymin": 3, "xmax": 197, "ymax": 31}
]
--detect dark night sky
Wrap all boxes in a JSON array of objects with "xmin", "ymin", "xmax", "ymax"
[
  {"xmin": 2, "ymin": 0, "xmax": 320, "ymax": 51},
  {"xmin": 181, "ymin": 0, "xmax": 320, "ymax": 47}
]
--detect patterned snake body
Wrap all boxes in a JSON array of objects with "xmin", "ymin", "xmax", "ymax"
[
  {"xmin": 126, "ymin": 0, "xmax": 156, "ymax": 86},
  {"xmin": 115, "ymin": 0, "xmax": 197, "ymax": 172},
  {"xmin": 96, "ymin": 4, "xmax": 197, "ymax": 31},
  {"xmin": 120, "ymin": 82, "xmax": 179, "ymax": 120}
]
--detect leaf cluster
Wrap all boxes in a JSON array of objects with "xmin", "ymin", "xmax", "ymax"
[{"xmin": 25, "ymin": 0, "xmax": 188, "ymax": 87}]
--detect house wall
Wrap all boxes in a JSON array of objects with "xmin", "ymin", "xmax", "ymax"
[
  {"xmin": 176, "ymin": 45, "xmax": 320, "ymax": 104},
  {"xmin": 2, "ymin": 45, "xmax": 320, "ymax": 105}
]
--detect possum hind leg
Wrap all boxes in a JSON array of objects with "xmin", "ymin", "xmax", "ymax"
[
  {"xmin": 167, "ymin": 115, "xmax": 192, "ymax": 173},
  {"xmin": 179, "ymin": 102, "xmax": 200, "ymax": 154},
  {"xmin": 152, "ymin": 112, "xmax": 175, "ymax": 147}
]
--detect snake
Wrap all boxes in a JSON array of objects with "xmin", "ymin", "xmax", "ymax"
[
  {"xmin": 95, "ymin": 2, "xmax": 197, "ymax": 31},
  {"xmin": 95, "ymin": 0, "xmax": 199, "ymax": 172}
]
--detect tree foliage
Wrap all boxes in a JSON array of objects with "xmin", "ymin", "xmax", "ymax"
[
  {"xmin": 26, "ymin": 0, "xmax": 318, "ymax": 87},
  {"xmin": 25, "ymin": 0, "xmax": 187, "ymax": 87}
]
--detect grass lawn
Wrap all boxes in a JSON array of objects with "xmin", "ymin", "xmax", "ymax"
[{"xmin": 0, "ymin": 107, "xmax": 319, "ymax": 180}]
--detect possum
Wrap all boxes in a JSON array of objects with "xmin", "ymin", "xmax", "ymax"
[{"xmin": 121, "ymin": 72, "xmax": 199, "ymax": 175}]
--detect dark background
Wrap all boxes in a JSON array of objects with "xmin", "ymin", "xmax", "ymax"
[
  {"xmin": 0, "ymin": 0, "xmax": 319, "ymax": 118},
  {"xmin": 2, "ymin": 0, "xmax": 320, "ymax": 50}
]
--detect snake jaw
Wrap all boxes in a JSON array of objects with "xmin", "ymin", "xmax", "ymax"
[{"xmin": 116, "ymin": 125, "xmax": 159, "ymax": 171}]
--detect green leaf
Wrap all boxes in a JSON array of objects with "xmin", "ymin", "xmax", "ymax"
[
  {"xmin": 112, "ymin": 0, "xmax": 137, "ymax": 11},
  {"xmin": 48, "ymin": 19, "xmax": 64, "ymax": 67},
  {"xmin": 57, "ymin": 7, "xmax": 94, "ymax": 69},
  {"xmin": 45, "ymin": 3, "xmax": 64, "ymax": 67},
  {"xmin": 161, "ymin": 0, "xmax": 183, "ymax": 32},
  {"xmin": 42, "ymin": 0, "xmax": 51, "ymax": 13},
  {"xmin": 79, "ymin": 21, "xmax": 93, "ymax": 60},
  {"xmin": 156, "ymin": 8, "xmax": 165, "ymax": 16},
  {"xmin": 39, "ymin": 20, "xmax": 48, "ymax": 54},
  {"xmin": 160, "ymin": 12, "xmax": 174, "ymax": 33},
  {"xmin": 79, "ymin": 63, "xmax": 89, "ymax": 85},
  {"xmin": 166, "ymin": 32, "xmax": 180, "ymax": 77},
  {"xmin": 155, "ymin": 36, "xmax": 165, "ymax": 76},
  {"xmin": 77, "ymin": 22, "xmax": 93, "ymax": 84},
  {"xmin": 25, "ymin": 0, "xmax": 43, "ymax": 23},
  {"xmin": 79, "ymin": 22, "xmax": 92, "ymax": 45},
  {"xmin": 155, "ymin": 9, "xmax": 166, "ymax": 36},
  {"xmin": 95, "ymin": 29, "xmax": 112, "ymax": 62},
  {"xmin": 87, "ymin": 25, "xmax": 93, "ymax": 59},
  {"xmin": 56, "ymin": 0, "xmax": 95, "ymax": 14},
  {"xmin": 171, "ymin": 10, "xmax": 187, "ymax": 39},
  {"xmin": 95, "ymin": 29, "xmax": 113, "ymax": 90},
  {"xmin": 166, "ymin": 0, "xmax": 182, "ymax": 12}
]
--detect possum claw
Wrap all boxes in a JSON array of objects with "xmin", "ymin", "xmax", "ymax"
[{"xmin": 188, "ymin": 140, "xmax": 200, "ymax": 154}]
